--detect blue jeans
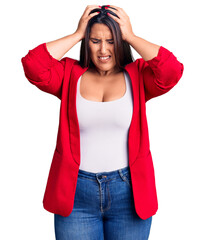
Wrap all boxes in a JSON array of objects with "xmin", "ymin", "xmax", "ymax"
[{"xmin": 54, "ymin": 166, "xmax": 152, "ymax": 240}]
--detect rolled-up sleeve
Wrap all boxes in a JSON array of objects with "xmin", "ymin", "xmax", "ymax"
[
  {"xmin": 142, "ymin": 46, "xmax": 184, "ymax": 102},
  {"xmin": 21, "ymin": 43, "xmax": 67, "ymax": 99}
]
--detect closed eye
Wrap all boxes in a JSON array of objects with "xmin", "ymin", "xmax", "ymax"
[
  {"xmin": 92, "ymin": 40, "xmax": 99, "ymax": 44},
  {"xmin": 90, "ymin": 38, "xmax": 114, "ymax": 44}
]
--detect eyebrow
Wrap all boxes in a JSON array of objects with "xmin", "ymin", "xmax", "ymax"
[{"xmin": 90, "ymin": 38, "xmax": 113, "ymax": 41}]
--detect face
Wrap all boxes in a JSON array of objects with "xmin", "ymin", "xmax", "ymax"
[{"xmin": 89, "ymin": 23, "xmax": 117, "ymax": 73}]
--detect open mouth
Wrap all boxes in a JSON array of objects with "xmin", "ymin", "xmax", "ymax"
[{"xmin": 98, "ymin": 55, "xmax": 111, "ymax": 61}]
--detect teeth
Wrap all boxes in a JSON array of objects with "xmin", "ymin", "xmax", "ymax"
[{"xmin": 99, "ymin": 56, "xmax": 110, "ymax": 60}]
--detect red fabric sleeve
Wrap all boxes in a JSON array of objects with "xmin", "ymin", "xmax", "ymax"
[
  {"xmin": 21, "ymin": 43, "xmax": 70, "ymax": 99},
  {"xmin": 142, "ymin": 46, "xmax": 184, "ymax": 102}
]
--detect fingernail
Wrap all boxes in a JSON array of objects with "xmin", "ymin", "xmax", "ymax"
[
  {"xmin": 99, "ymin": 5, "xmax": 101, "ymax": 8},
  {"xmin": 107, "ymin": 12, "xmax": 110, "ymax": 16},
  {"xmin": 105, "ymin": 6, "xmax": 108, "ymax": 9}
]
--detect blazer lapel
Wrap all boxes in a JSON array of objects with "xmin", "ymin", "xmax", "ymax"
[
  {"xmin": 125, "ymin": 63, "xmax": 141, "ymax": 165},
  {"xmin": 68, "ymin": 64, "xmax": 88, "ymax": 166}
]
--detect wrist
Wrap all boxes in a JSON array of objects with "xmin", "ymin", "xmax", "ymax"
[
  {"xmin": 73, "ymin": 31, "xmax": 84, "ymax": 42},
  {"xmin": 125, "ymin": 32, "xmax": 135, "ymax": 44}
]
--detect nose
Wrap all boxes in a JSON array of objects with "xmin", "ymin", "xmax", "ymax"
[{"xmin": 100, "ymin": 41, "xmax": 107, "ymax": 54}]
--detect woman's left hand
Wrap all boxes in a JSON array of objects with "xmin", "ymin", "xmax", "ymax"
[{"xmin": 107, "ymin": 5, "xmax": 135, "ymax": 42}]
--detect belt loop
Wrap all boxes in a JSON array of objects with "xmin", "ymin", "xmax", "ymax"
[{"xmin": 118, "ymin": 169, "xmax": 125, "ymax": 179}]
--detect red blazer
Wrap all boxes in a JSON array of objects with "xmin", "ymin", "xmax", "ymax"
[{"xmin": 21, "ymin": 42, "xmax": 184, "ymax": 220}]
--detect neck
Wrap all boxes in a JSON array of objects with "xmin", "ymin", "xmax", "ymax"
[{"xmin": 90, "ymin": 66, "xmax": 122, "ymax": 76}]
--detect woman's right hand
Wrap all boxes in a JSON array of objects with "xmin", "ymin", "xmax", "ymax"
[{"xmin": 75, "ymin": 5, "xmax": 100, "ymax": 40}]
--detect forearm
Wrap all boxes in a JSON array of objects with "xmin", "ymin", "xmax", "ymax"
[
  {"xmin": 46, "ymin": 32, "xmax": 82, "ymax": 60},
  {"xmin": 127, "ymin": 34, "xmax": 161, "ymax": 61}
]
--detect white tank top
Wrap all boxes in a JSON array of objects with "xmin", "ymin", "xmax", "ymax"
[{"xmin": 76, "ymin": 71, "xmax": 133, "ymax": 173}]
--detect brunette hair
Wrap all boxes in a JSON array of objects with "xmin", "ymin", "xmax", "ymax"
[{"xmin": 79, "ymin": 5, "xmax": 134, "ymax": 69}]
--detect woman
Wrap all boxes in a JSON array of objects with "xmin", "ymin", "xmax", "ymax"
[{"xmin": 21, "ymin": 5, "xmax": 184, "ymax": 240}]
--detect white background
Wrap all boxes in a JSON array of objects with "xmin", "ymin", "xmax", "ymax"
[{"xmin": 1, "ymin": 0, "xmax": 205, "ymax": 239}]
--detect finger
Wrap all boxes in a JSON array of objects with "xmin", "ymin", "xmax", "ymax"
[
  {"xmin": 108, "ymin": 5, "xmax": 126, "ymax": 17},
  {"xmin": 107, "ymin": 8, "xmax": 121, "ymax": 21},
  {"xmin": 108, "ymin": 5, "xmax": 122, "ymax": 12},
  {"xmin": 86, "ymin": 5, "xmax": 100, "ymax": 12},
  {"xmin": 106, "ymin": 6, "xmax": 122, "ymax": 19},
  {"xmin": 83, "ymin": 5, "xmax": 100, "ymax": 16},
  {"xmin": 88, "ymin": 11, "xmax": 100, "ymax": 19},
  {"xmin": 107, "ymin": 12, "xmax": 120, "ymax": 23},
  {"xmin": 86, "ymin": 5, "xmax": 100, "ymax": 9}
]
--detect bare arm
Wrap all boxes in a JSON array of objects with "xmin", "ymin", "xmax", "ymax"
[
  {"xmin": 46, "ymin": 5, "xmax": 100, "ymax": 60},
  {"xmin": 107, "ymin": 5, "xmax": 184, "ymax": 102},
  {"xmin": 46, "ymin": 33, "xmax": 82, "ymax": 61},
  {"xmin": 107, "ymin": 5, "xmax": 160, "ymax": 61},
  {"xmin": 125, "ymin": 35, "xmax": 160, "ymax": 61}
]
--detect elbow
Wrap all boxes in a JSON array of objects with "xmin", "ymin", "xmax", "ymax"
[
  {"xmin": 171, "ymin": 61, "xmax": 184, "ymax": 86},
  {"xmin": 179, "ymin": 62, "xmax": 184, "ymax": 79},
  {"xmin": 21, "ymin": 53, "xmax": 45, "ymax": 82},
  {"xmin": 155, "ymin": 61, "xmax": 184, "ymax": 90}
]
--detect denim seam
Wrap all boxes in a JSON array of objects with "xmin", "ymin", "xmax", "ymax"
[{"xmin": 101, "ymin": 181, "xmax": 111, "ymax": 212}]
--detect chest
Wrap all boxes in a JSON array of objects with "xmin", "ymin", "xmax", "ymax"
[{"xmin": 79, "ymin": 71, "xmax": 126, "ymax": 102}]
